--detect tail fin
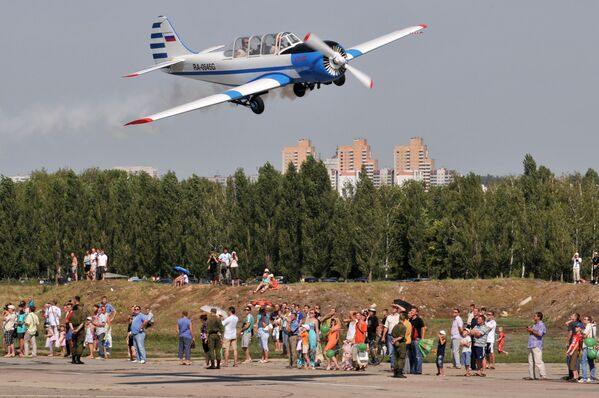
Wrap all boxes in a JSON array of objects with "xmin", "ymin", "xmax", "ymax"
[{"xmin": 150, "ymin": 16, "xmax": 195, "ymax": 63}]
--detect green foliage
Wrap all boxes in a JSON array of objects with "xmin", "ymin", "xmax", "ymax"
[{"xmin": 0, "ymin": 155, "xmax": 598, "ymax": 283}]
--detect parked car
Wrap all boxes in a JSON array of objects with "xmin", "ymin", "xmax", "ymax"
[
  {"xmin": 156, "ymin": 277, "xmax": 173, "ymax": 284},
  {"xmin": 304, "ymin": 276, "xmax": 318, "ymax": 283},
  {"xmin": 354, "ymin": 276, "xmax": 369, "ymax": 283},
  {"xmin": 321, "ymin": 277, "xmax": 338, "ymax": 283},
  {"xmin": 275, "ymin": 275, "xmax": 288, "ymax": 284},
  {"xmin": 128, "ymin": 276, "xmax": 142, "ymax": 283}
]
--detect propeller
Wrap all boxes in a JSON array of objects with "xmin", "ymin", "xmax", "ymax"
[{"xmin": 303, "ymin": 32, "xmax": 373, "ymax": 89}]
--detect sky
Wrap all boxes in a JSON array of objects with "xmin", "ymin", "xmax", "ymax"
[{"xmin": 1, "ymin": 1, "xmax": 598, "ymax": 178}]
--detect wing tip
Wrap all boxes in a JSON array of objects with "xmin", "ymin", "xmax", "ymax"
[
  {"xmin": 419, "ymin": 24, "xmax": 428, "ymax": 29},
  {"xmin": 304, "ymin": 32, "xmax": 311, "ymax": 42},
  {"xmin": 122, "ymin": 73, "xmax": 140, "ymax": 78},
  {"xmin": 369, "ymin": 80, "xmax": 374, "ymax": 89},
  {"xmin": 125, "ymin": 117, "xmax": 154, "ymax": 126}
]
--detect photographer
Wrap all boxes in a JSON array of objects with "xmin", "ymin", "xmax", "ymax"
[
  {"xmin": 572, "ymin": 253, "xmax": 582, "ymax": 284},
  {"xmin": 3, "ymin": 305, "xmax": 17, "ymax": 357}
]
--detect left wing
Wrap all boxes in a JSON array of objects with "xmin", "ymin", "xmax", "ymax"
[
  {"xmin": 345, "ymin": 24, "xmax": 427, "ymax": 61},
  {"xmin": 125, "ymin": 74, "xmax": 291, "ymax": 125}
]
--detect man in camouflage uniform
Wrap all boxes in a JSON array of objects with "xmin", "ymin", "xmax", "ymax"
[
  {"xmin": 206, "ymin": 308, "xmax": 224, "ymax": 369},
  {"xmin": 69, "ymin": 295, "xmax": 87, "ymax": 365},
  {"xmin": 391, "ymin": 312, "xmax": 408, "ymax": 378}
]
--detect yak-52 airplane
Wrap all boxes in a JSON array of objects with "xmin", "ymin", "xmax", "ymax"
[{"xmin": 124, "ymin": 16, "xmax": 426, "ymax": 125}]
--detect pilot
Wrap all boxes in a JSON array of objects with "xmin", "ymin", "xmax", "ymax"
[{"xmin": 235, "ymin": 37, "xmax": 249, "ymax": 57}]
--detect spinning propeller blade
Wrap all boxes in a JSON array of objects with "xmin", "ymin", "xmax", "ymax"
[{"xmin": 303, "ymin": 32, "xmax": 372, "ymax": 89}]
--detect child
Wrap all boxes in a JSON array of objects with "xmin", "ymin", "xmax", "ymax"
[
  {"xmin": 566, "ymin": 326, "xmax": 583, "ymax": 383},
  {"xmin": 460, "ymin": 329, "xmax": 472, "ymax": 376},
  {"xmin": 299, "ymin": 324, "xmax": 310, "ymax": 369},
  {"xmin": 45, "ymin": 325, "xmax": 56, "ymax": 357},
  {"xmin": 436, "ymin": 330, "xmax": 447, "ymax": 376},
  {"xmin": 341, "ymin": 340, "xmax": 353, "ymax": 370},
  {"xmin": 84, "ymin": 317, "xmax": 95, "ymax": 359},
  {"xmin": 497, "ymin": 327, "xmax": 508, "ymax": 355},
  {"xmin": 58, "ymin": 325, "xmax": 67, "ymax": 357}
]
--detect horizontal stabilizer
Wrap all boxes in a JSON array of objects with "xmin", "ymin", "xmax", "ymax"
[{"xmin": 123, "ymin": 58, "xmax": 184, "ymax": 78}]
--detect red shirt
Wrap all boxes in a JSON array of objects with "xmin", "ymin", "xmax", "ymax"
[{"xmin": 355, "ymin": 320, "xmax": 367, "ymax": 344}]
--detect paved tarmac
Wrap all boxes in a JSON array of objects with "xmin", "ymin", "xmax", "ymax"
[{"xmin": 0, "ymin": 358, "xmax": 594, "ymax": 397}]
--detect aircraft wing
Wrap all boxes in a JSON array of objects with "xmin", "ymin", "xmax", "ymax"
[
  {"xmin": 125, "ymin": 74, "xmax": 292, "ymax": 125},
  {"xmin": 123, "ymin": 58, "xmax": 184, "ymax": 78},
  {"xmin": 345, "ymin": 25, "xmax": 427, "ymax": 61}
]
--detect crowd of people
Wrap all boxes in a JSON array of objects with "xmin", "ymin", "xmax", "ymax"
[
  {"xmin": 3, "ymin": 292, "xmax": 598, "ymax": 384},
  {"xmin": 67, "ymin": 248, "xmax": 109, "ymax": 282}
]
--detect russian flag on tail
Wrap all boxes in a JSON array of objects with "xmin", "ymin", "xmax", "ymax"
[{"xmin": 164, "ymin": 35, "xmax": 176, "ymax": 42}]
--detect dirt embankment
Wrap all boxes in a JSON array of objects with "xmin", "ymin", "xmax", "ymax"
[{"xmin": 2, "ymin": 279, "xmax": 597, "ymax": 329}]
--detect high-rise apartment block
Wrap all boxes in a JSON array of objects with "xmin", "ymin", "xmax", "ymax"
[
  {"xmin": 282, "ymin": 139, "xmax": 316, "ymax": 172},
  {"xmin": 394, "ymin": 137, "xmax": 436, "ymax": 186}
]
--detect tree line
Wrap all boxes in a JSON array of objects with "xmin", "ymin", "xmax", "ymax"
[{"xmin": 0, "ymin": 154, "xmax": 597, "ymax": 282}]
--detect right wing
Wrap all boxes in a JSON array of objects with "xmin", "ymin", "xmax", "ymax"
[
  {"xmin": 125, "ymin": 74, "xmax": 291, "ymax": 125},
  {"xmin": 345, "ymin": 24, "xmax": 427, "ymax": 61},
  {"xmin": 123, "ymin": 58, "xmax": 184, "ymax": 78}
]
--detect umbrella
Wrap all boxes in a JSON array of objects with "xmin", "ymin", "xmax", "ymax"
[
  {"xmin": 200, "ymin": 305, "xmax": 227, "ymax": 318},
  {"xmin": 393, "ymin": 299, "xmax": 414, "ymax": 312},
  {"xmin": 173, "ymin": 266, "xmax": 190, "ymax": 275}
]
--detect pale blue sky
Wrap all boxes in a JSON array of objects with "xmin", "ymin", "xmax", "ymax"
[{"xmin": 1, "ymin": 1, "xmax": 597, "ymax": 177}]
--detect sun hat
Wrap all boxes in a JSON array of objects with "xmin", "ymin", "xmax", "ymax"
[
  {"xmin": 7, "ymin": 305, "xmax": 15, "ymax": 310},
  {"xmin": 439, "ymin": 330, "xmax": 446, "ymax": 336}
]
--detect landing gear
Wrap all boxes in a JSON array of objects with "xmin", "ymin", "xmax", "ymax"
[
  {"xmin": 333, "ymin": 74, "xmax": 346, "ymax": 86},
  {"xmin": 293, "ymin": 83, "xmax": 306, "ymax": 97},
  {"xmin": 248, "ymin": 96, "xmax": 264, "ymax": 114},
  {"xmin": 231, "ymin": 95, "xmax": 265, "ymax": 114}
]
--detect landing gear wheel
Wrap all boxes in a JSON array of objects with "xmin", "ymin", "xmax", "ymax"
[
  {"xmin": 293, "ymin": 83, "xmax": 306, "ymax": 97},
  {"xmin": 333, "ymin": 74, "xmax": 346, "ymax": 87},
  {"xmin": 249, "ymin": 96, "xmax": 264, "ymax": 114}
]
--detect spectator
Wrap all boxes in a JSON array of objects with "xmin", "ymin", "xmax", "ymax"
[
  {"xmin": 176, "ymin": 311, "xmax": 193, "ymax": 366},
  {"xmin": 471, "ymin": 314, "xmax": 490, "ymax": 377},
  {"xmin": 131, "ymin": 306, "xmax": 150, "ymax": 364},
  {"xmin": 44, "ymin": 325, "xmax": 56, "ymax": 356},
  {"xmin": 84, "ymin": 317, "xmax": 94, "ymax": 359},
  {"xmin": 592, "ymin": 251, "xmax": 599, "ymax": 284},
  {"xmin": 207, "ymin": 254, "xmax": 219, "ymax": 285},
  {"xmin": 390, "ymin": 312, "xmax": 408, "ymax": 378},
  {"xmin": 230, "ymin": 251, "xmax": 240, "ymax": 287},
  {"xmin": 485, "ymin": 310, "xmax": 497, "ymax": 370},
  {"xmin": 450, "ymin": 308, "xmax": 464, "ymax": 369},
  {"xmin": 460, "ymin": 329, "xmax": 472, "ymax": 376},
  {"xmin": 218, "ymin": 247, "xmax": 232, "ymax": 284},
  {"xmin": 3, "ymin": 305, "xmax": 17, "ymax": 357},
  {"xmin": 70, "ymin": 253, "xmax": 78, "ymax": 281},
  {"xmin": 100, "ymin": 296, "xmax": 116, "ymax": 322},
  {"xmin": 409, "ymin": 307, "xmax": 426, "ymax": 374},
  {"xmin": 240, "ymin": 306, "xmax": 254, "ymax": 364},
  {"xmin": 199, "ymin": 314, "xmax": 209, "ymax": 366},
  {"xmin": 90, "ymin": 248, "xmax": 98, "ymax": 281},
  {"xmin": 467, "ymin": 303, "xmax": 476, "ymax": 325},
  {"xmin": 572, "ymin": 252, "xmax": 582, "ymax": 284},
  {"xmin": 567, "ymin": 326, "xmax": 583, "ymax": 382},
  {"xmin": 565, "ymin": 313, "xmax": 583, "ymax": 380},
  {"xmin": 383, "ymin": 304, "xmax": 401, "ymax": 370},
  {"xmin": 15, "ymin": 304, "xmax": 27, "ymax": 357},
  {"xmin": 222, "ymin": 306, "xmax": 239, "ymax": 367},
  {"xmin": 24, "ymin": 306, "xmax": 39, "ymax": 357},
  {"xmin": 257, "ymin": 307, "xmax": 271, "ymax": 364},
  {"xmin": 125, "ymin": 306, "xmax": 136, "ymax": 361},
  {"xmin": 287, "ymin": 312, "xmax": 299, "ymax": 368},
  {"xmin": 325, "ymin": 317, "xmax": 341, "ymax": 370},
  {"xmin": 581, "ymin": 315, "xmax": 597, "ymax": 383},
  {"xmin": 436, "ymin": 330, "xmax": 447, "ymax": 376},
  {"xmin": 206, "ymin": 308, "xmax": 224, "ymax": 369},
  {"xmin": 299, "ymin": 324, "xmax": 310, "ymax": 369},
  {"xmin": 524, "ymin": 312, "xmax": 547, "ymax": 380},
  {"xmin": 97, "ymin": 249, "xmax": 108, "ymax": 281},
  {"xmin": 93, "ymin": 305, "xmax": 108, "ymax": 359},
  {"xmin": 366, "ymin": 306, "xmax": 379, "ymax": 344},
  {"xmin": 83, "ymin": 251, "xmax": 91, "ymax": 280},
  {"xmin": 253, "ymin": 272, "xmax": 270, "ymax": 294},
  {"xmin": 45, "ymin": 300, "xmax": 61, "ymax": 355}
]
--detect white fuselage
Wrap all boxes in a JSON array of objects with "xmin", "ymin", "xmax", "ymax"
[{"xmin": 166, "ymin": 52, "xmax": 300, "ymax": 87}]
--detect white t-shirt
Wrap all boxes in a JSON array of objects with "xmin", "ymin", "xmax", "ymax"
[
  {"xmin": 3, "ymin": 313, "xmax": 16, "ymax": 332},
  {"xmin": 46, "ymin": 305, "xmax": 62, "ymax": 327},
  {"xmin": 346, "ymin": 320, "xmax": 356, "ymax": 342},
  {"xmin": 219, "ymin": 253, "xmax": 231, "ymax": 266},
  {"xmin": 583, "ymin": 323, "xmax": 597, "ymax": 348},
  {"xmin": 183, "ymin": 274, "xmax": 189, "ymax": 284},
  {"xmin": 461, "ymin": 336, "xmax": 472, "ymax": 353},
  {"xmin": 98, "ymin": 254, "xmax": 108, "ymax": 268},
  {"xmin": 573, "ymin": 258, "xmax": 581, "ymax": 269},
  {"xmin": 230, "ymin": 256, "xmax": 238, "ymax": 268},
  {"xmin": 384, "ymin": 313, "xmax": 400, "ymax": 334},
  {"xmin": 95, "ymin": 313, "xmax": 107, "ymax": 335},
  {"xmin": 91, "ymin": 252, "xmax": 98, "ymax": 266},
  {"xmin": 486, "ymin": 319, "xmax": 497, "ymax": 343},
  {"xmin": 222, "ymin": 314, "xmax": 239, "ymax": 340}
]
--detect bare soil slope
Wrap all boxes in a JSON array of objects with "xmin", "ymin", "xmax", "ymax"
[{"xmin": 2, "ymin": 279, "xmax": 597, "ymax": 328}]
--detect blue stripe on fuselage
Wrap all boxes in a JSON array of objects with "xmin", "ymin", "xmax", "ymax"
[
  {"xmin": 152, "ymin": 22, "xmax": 162, "ymax": 29},
  {"xmin": 153, "ymin": 53, "xmax": 168, "ymax": 59},
  {"xmin": 150, "ymin": 43, "xmax": 166, "ymax": 49},
  {"xmin": 151, "ymin": 33, "xmax": 163, "ymax": 39}
]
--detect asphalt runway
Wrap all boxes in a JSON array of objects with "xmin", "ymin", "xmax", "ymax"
[{"xmin": 0, "ymin": 359, "xmax": 593, "ymax": 397}]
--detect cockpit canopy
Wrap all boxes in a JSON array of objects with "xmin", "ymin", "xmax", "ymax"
[{"xmin": 222, "ymin": 32, "xmax": 302, "ymax": 58}]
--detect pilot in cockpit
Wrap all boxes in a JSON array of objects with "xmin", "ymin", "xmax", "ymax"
[{"xmin": 235, "ymin": 37, "xmax": 249, "ymax": 57}]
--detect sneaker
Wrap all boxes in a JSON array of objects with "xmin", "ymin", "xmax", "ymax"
[
  {"xmin": 131, "ymin": 360, "xmax": 139, "ymax": 363},
  {"xmin": 139, "ymin": 360, "xmax": 146, "ymax": 364}
]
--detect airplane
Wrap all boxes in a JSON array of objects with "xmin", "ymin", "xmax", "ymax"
[{"xmin": 124, "ymin": 16, "xmax": 426, "ymax": 125}]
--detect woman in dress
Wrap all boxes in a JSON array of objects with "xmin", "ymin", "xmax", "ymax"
[
  {"xmin": 305, "ymin": 309, "xmax": 320, "ymax": 369},
  {"xmin": 324, "ymin": 318, "xmax": 341, "ymax": 370}
]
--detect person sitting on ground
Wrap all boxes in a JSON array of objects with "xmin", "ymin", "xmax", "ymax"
[
  {"xmin": 254, "ymin": 272, "xmax": 270, "ymax": 294},
  {"xmin": 268, "ymin": 274, "xmax": 280, "ymax": 290}
]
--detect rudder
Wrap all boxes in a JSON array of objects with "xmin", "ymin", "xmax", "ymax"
[{"xmin": 150, "ymin": 16, "xmax": 195, "ymax": 62}]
